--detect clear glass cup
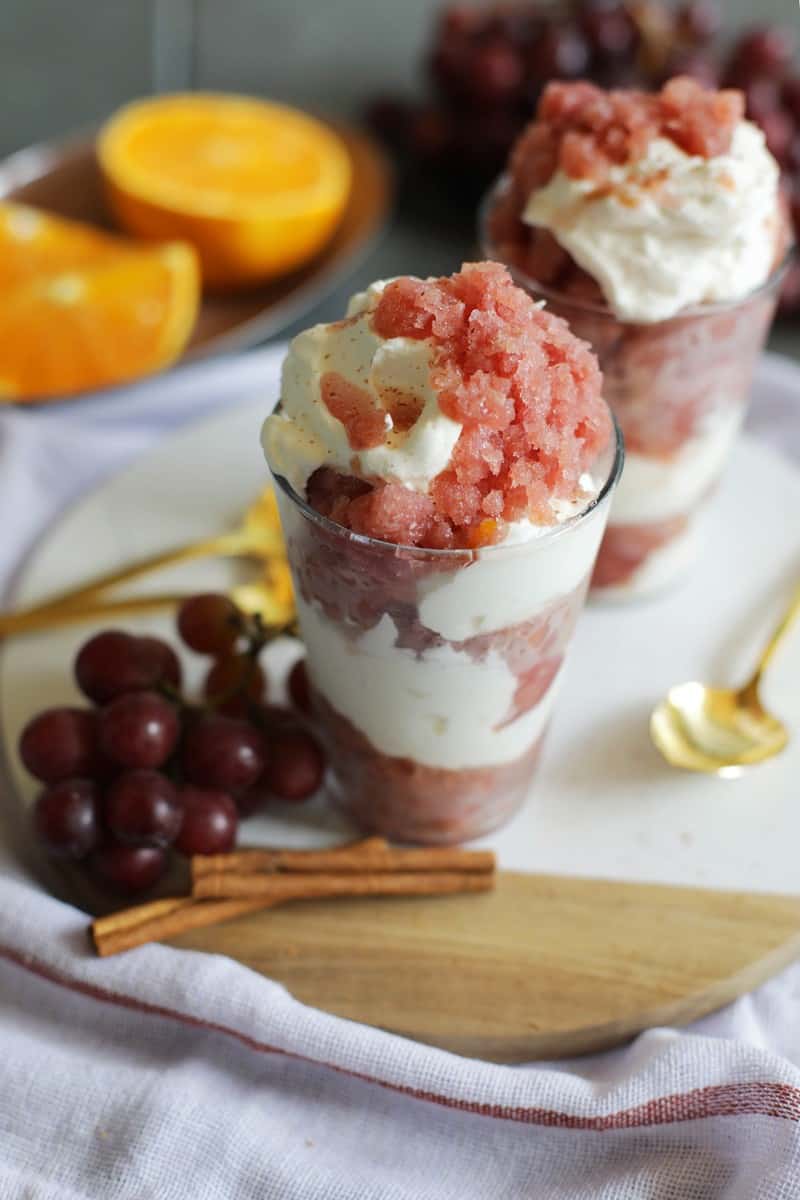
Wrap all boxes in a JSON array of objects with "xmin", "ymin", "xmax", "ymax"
[
  {"xmin": 268, "ymin": 422, "xmax": 623, "ymax": 844},
  {"xmin": 481, "ymin": 178, "xmax": 790, "ymax": 601}
]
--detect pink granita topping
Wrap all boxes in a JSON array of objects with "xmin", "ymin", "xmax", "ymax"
[
  {"xmin": 306, "ymin": 262, "xmax": 610, "ymax": 550},
  {"xmin": 513, "ymin": 76, "xmax": 744, "ymax": 195},
  {"xmin": 489, "ymin": 77, "xmax": 745, "ymax": 297},
  {"xmin": 320, "ymin": 373, "xmax": 387, "ymax": 450}
]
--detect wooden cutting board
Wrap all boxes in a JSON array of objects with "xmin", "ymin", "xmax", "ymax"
[{"xmin": 168, "ymin": 871, "xmax": 800, "ymax": 1062}]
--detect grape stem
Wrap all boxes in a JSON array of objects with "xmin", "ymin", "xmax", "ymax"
[{"xmin": 204, "ymin": 613, "xmax": 297, "ymax": 715}]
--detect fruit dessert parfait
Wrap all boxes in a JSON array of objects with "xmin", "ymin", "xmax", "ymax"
[
  {"xmin": 484, "ymin": 76, "xmax": 789, "ymax": 599},
  {"xmin": 262, "ymin": 262, "xmax": 622, "ymax": 843}
]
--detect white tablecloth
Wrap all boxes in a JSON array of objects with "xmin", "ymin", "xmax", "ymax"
[{"xmin": 1, "ymin": 347, "xmax": 800, "ymax": 1199}]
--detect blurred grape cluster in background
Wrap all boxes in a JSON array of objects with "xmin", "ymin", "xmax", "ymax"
[{"xmin": 368, "ymin": 1, "xmax": 800, "ymax": 308}]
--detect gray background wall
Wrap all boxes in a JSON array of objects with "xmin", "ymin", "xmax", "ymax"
[
  {"xmin": 1, "ymin": 0, "xmax": 797, "ymax": 157},
  {"xmin": 3, "ymin": 0, "xmax": 797, "ymax": 357}
]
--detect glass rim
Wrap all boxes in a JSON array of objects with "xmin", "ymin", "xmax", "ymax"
[
  {"xmin": 478, "ymin": 174, "xmax": 795, "ymax": 322},
  {"xmin": 268, "ymin": 407, "xmax": 625, "ymax": 561}
]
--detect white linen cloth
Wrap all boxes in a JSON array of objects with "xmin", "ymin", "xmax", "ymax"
[{"xmin": 1, "ymin": 346, "xmax": 800, "ymax": 1199}]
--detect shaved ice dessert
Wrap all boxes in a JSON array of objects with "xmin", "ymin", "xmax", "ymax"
[
  {"xmin": 484, "ymin": 77, "xmax": 788, "ymax": 599},
  {"xmin": 263, "ymin": 262, "xmax": 621, "ymax": 843}
]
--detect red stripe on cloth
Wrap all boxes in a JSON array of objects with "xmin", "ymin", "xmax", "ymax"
[{"xmin": 3, "ymin": 941, "xmax": 799, "ymax": 1130}]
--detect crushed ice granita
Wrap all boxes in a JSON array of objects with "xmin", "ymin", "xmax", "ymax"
[
  {"xmin": 306, "ymin": 262, "xmax": 610, "ymax": 550},
  {"xmin": 262, "ymin": 263, "xmax": 621, "ymax": 843},
  {"xmin": 483, "ymin": 76, "xmax": 786, "ymax": 599},
  {"xmin": 489, "ymin": 77, "xmax": 746, "ymax": 298}
]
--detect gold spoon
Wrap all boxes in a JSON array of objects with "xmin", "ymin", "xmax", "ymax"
[
  {"xmin": 0, "ymin": 577, "xmax": 297, "ymax": 639},
  {"xmin": 0, "ymin": 489, "xmax": 287, "ymax": 636},
  {"xmin": 650, "ymin": 580, "xmax": 800, "ymax": 775}
]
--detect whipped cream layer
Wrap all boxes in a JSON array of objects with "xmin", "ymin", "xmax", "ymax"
[
  {"xmin": 287, "ymin": 493, "xmax": 611, "ymax": 769},
  {"xmin": 522, "ymin": 121, "xmax": 781, "ymax": 323},
  {"xmin": 262, "ymin": 280, "xmax": 462, "ymax": 496},
  {"xmin": 418, "ymin": 492, "xmax": 606, "ymax": 641},
  {"xmin": 298, "ymin": 600, "xmax": 561, "ymax": 770}
]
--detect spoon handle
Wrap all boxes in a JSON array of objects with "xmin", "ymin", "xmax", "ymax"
[
  {"xmin": 0, "ymin": 527, "xmax": 271, "ymax": 624},
  {"xmin": 0, "ymin": 589, "xmax": 296, "ymax": 640},
  {"xmin": 0, "ymin": 592, "xmax": 185, "ymax": 637},
  {"xmin": 747, "ymin": 579, "xmax": 800, "ymax": 686}
]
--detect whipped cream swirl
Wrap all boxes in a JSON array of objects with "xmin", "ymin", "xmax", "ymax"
[
  {"xmin": 522, "ymin": 121, "xmax": 782, "ymax": 322},
  {"xmin": 261, "ymin": 281, "xmax": 462, "ymax": 495}
]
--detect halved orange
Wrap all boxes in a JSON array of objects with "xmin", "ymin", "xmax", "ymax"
[
  {"xmin": 97, "ymin": 93, "xmax": 353, "ymax": 288},
  {"xmin": 0, "ymin": 202, "xmax": 199, "ymax": 401}
]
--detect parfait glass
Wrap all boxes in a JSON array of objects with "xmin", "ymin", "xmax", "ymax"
[
  {"xmin": 481, "ymin": 178, "xmax": 789, "ymax": 600},
  {"xmin": 268, "ymin": 419, "xmax": 622, "ymax": 844}
]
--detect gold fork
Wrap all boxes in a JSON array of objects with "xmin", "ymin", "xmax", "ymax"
[{"xmin": 0, "ymin": 489, "xmax": 294, "ymax": 638}]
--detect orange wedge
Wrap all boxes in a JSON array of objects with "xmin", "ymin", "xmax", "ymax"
[
  {"xmin": 0, "ymin": 202, "xmax": 199, "ymax": 401},
  {"xmin": 98, "ymin": 93, "xmax": 353, "ymax": 289}
]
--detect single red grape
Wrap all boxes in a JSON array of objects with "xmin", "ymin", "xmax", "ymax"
[
  {"xmin": 19, "ymin": 707, "xmax": 98, "ymax": 783},
  {"xmin": 788, "ymin": 173, "xmax": 800, "ymax": 224},
  {"xmin": 287, "ymin": 658, "xmax": 311, "ymax": 714},
  {"xmin": 676, "ymin": 1, "xmax": 720, "ymax": 45},
  {"xmin": 234, "ymin": 782, "xmax": 270, "ymax": 817},
  {"xmin": 89, "ymin": 842, "xmax": 168, "ymax": 894},
  {"xmin": 367, "ymin": 97, "xmax": 413, "ymax": 144},
  {"xmin": 408, "ymin": 107, "xmax": 452, "ymax": 160},
  {"xmin": 528, "ymin": 23, "xmax": 590, "ymax": 81},
  {"xmin": 780, "ymin": 77, "xmax": 800, "ymax": 122},
  {"xmin": 76, "ymin": 631, "xmax": 134, "ymax": 702},
  {"xmin": 786, "ymin": 138, "xmax": 800, "ymax": 174},
  {"xmin": 726, "ymin": 28, "xmax": 795, "ymax": 84},
  {"xmin": 760, "ymin": 109, "xmax": 794, "ymax": 165},
  {"xmin": 429, "ymin": 40, "xmax": 472, "ymax": 102},
  {"xmin": 660, "ymin": 49, "xmax": 719, "ymax": 89},
  {"xmin": 33, "ymin": 778, "xmax": 99, "ymax": 858},
  {"xmin": 440, "ymin": 5, "xmax": 481, "ymax": 39},
  {"xmin": 105, "ymin": 769, "xmax": 182, "ymax": 847},
  {"xmin": 182, "ymin": 715, "xmax": 266, "ymax": 791},
  {"xmin": 258, "ymin": 704, "xmax": 296, "ymax": 731},
  {"xmin": 176, "ymin": 593, "xmax": 241, "ymax": 656},
  {"xmin": 580, "ymin": 3, "xmax": 638, "ymax": 60},
  {"xmin": 204, "ymin": 654, "xmax": 266, "ymax": 717},
  {"xmin": 468, "ymin": 40, "xmax": 524, "ymax": 104},
  {"xmin": 174, "ymin": 786, "xmax": 238, "ymax": 855},
  {"xmin": 743, "ymin": 78, "xmax": 782, "ymax": 122},
  {"xmin": 263, "ymin": 729, "xmax": 325, "ymax": 803},
  {"xmin": 98, "ymin": 691, "xmax": 179, "ymax": 769},
  {"xmin": 452, "ymin": 110, "xmax": 519, "ymax": 171},
  {"xmin": 779, "ymin": 259, "xmax": 800, "ymax": 310},
  {"xmin": 484, "ymin": 5, "xmax": 540, "ymax": 46},
  {"xmin": 137, "ymin": 636, "xmax": 182, "ymax": 689},
  {"xmin": 75, "ymin": 630, "xmax": 180, "ymax": 703}
]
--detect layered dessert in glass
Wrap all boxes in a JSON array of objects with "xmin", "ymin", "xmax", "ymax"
[
  {"xmin": 262, "ymin": 262, "xmax": 622, "ymax": 843},
  {"xmin": 484, "ymin": 77, "xmax": 789, "ymax": 599}
]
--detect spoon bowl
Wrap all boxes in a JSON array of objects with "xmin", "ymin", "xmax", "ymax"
[
  {"xmin": 650, "ymin": 680, "xmax": 789, "ymax": 776},
  {"xmin": 650, "ymin": 581, "xmax": 800, "ymax": 775}
]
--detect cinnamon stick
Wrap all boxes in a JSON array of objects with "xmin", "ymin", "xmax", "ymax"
[
  {"xmin": 193, "ymin": 869, "xmax": 494, "ymax": 903},
  {"xmin": 190, "ymin": 839, "xmax": 495, "ymax": 881},
  {"xmin": 190, "ymin": 836, "xmax": 386, "ymax": 880},
  {"xmin": 91, "ymin": 895, "xmax": 274, "ymax": 958},
  {"xmin": 92, "ymin": 839, "xmax": 497, "ymax": 958}
]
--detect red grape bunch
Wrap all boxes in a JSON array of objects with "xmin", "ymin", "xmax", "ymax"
[
  {"xmin": 369, "ymin": 2, "xmax": 800, "ymax": 307},
  {"xmin": 370, "ymin": 1, "xmax": 720, "ymax": 180},
  {"xmin": 20, "ymin": 593, "xmax": 325, "ymax": 895}
]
